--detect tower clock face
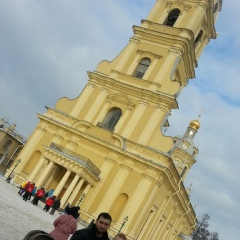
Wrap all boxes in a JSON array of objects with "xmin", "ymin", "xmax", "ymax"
[
  {"xmin": 182, "ymin": 144, "xmax": 188, "ymax": 149},
  {"xmin": 189, "ymin": 130, "xmax": 194, "ymax": 136}
]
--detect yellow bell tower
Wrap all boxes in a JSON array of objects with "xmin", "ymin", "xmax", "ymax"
[{"xmin": 11, "ymin": 0, "xmax": 222, "ymax": 239}]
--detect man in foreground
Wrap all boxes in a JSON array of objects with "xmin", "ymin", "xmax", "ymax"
[{"xmin": 70, "ymin": 212, "xmax": 112, "ymax": 240}]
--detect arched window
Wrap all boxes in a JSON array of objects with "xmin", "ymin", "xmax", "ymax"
[
  {"xmin": 193, "ymin": 30, "xmax": 203, "ymax": 48},
  {"xmin": 97, "ymin": 108, "xmax": 122, "ymax": 132},
  {"xmin": 4, "ymin": 140, "xmax": 12, "ymax": 150},
  {"xmin": 213, "ymin": 2, "xmax": 219, "ymax": 14},
  {"xmin": 133, "ymin": 58, "xmax": 151, "ymax": 79},
  {"xmin": 164, "ymin": 9, "xmax": 180, "ymax": 27}
]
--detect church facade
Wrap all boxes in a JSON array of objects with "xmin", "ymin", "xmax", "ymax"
[{"xmin": 8, "ymin": 0, "xmax": 222, "ymax": 239}]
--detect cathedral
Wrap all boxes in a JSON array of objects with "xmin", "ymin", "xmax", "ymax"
[{"xmin": 8, "ymin": 0, "xmax": 222, "ymax": 239}]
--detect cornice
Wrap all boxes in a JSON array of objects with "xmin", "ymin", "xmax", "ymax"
[{"xmin": 88, "ymin": 71, "xmax": 178, "ymax": 109}]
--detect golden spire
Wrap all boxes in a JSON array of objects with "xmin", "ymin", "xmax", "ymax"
[{"xmin": 189, "ymin": 109, "xmax": 204, "ymax": 130}]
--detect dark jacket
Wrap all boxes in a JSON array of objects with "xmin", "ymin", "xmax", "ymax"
[
  {"xmin": 52, "ymin": 199, "xmax": 61, "ymax": 210},
  {"xmin": 70, "ymin": 224, "xmax": 109, "ymax": 240}
]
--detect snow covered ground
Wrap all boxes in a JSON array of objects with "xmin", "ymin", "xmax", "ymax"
[{"xmin": 0, "ymin": 175, "xmax": 85, "ymax": 240}]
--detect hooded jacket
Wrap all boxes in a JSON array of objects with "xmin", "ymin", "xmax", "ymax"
[
  {"xmin": 70, "ymin": 224, "xmax": 109, "ymax": 240},
  {"xmin": 49, "ymin": 214, "xmax": 77, "ymax": 240}
]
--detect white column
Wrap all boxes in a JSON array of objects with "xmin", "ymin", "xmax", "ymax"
[
  {"xmin": 143, "ymin": 56, "xmax": 161, "ymax": 80},
  {"xmin": 126, "ymin": 50, "xmax": 142, "ymax": 75},
  {"xmin": 84, "ymin": 158, "xmax": 116, "ymax": 209},
  {"xmin": 84, "ymin": 88, "xmax": 108, "ymax": 122},
  {"xmin": 17, "ymin": 127, "xmax": 46, "ymax": 173},
  {"xmin": 53, "ymin": 169, "xmax": 71, "ymax": 197},
  {"xmin": 153, "ymin": 208, "xmax": 174, "ymax": 239},
  {"xmin": 67, "ymin": 178, "xmax": 85, "ymax": 205},
  {"xmin": 119, "ymin": 174, "xmax": 154, "ymax": 238},
  {"xmin": 94, "ymin": 100, "xmax": 111, "ymax": 125},
  {"xmin": 131, "ymin": 182, "xmax": 160, "ymax": 237},
  {"xmin": 110, "ymin": 38, "xmax": 140, "ymax": 77},
  {"xmin": 157, "ymin": 2, "xmax": 173, "ymax": 24},
  {"xmin": 122, "ymin": 101, "xmax": 148, "ymax": 139},
  {"xmin": 70, "ymin": 83, "xmax": 95, "ymax": 117},
  {"xmin": 35, "ymin": 161, "xmax": 54, "ymax": 188},
  {"xmin": 145, "ymin": 0, "xmax": 163, "ymax": 23},
  {"xmin": 28, "ymin": 156, "xmax": 46, "ymax": 181},
  {"xmin": 146, "ymin": 197, "xmax": 169, "ymax": 239},
  {"xmin": 185, "ymin": 4, "xmax": 206, "ymax": 34},
  {"xmin": 61, "ymin": 174, "xmax": 80, "ymax": 206},
  {"xmin": 152, "ymin": 48, "xmax": 181, "ymax": 86},
  {"xmin": 114, "ymin": 107, "xmax": 132, "ymax": 133},
  {"xmin": 96, "ymin": 164, "xmax": 132, "ymax": 213},
  {"xmin": 137, "ymin": 106, "xmax": 165, "ymax": 145}
]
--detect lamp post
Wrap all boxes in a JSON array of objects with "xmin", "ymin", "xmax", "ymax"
[
  {"xmin": 6, "ymin": 159, "xmax": 21, "ymax": 181},
  {"xmin": 77, "ymin": 193, "xmax": 86, "ymax": 206},
  {"xmin": 118, "ymin": 216, "xmax": 128, "ymax": 234}
]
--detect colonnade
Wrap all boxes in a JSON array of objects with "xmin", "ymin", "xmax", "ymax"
[{"xmin": 28, "ymin": 156, "xmax": 91, "ymax": 207}]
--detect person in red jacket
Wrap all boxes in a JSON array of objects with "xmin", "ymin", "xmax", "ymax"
[
  {"xmin": 22, "ymin": 182, "xmax": 35, "ymax": 201},
  {"xmin": 32, "ymin": 187, "xmax": 45, "ymax": 206},
  {"xmin": 43, "ymin": 195, "xmax": 56, "ymax": 212}
]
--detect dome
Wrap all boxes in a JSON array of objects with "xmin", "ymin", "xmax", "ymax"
[{"xmin": 189, "ymin": 119, "xmax": 200, "ymax": 130}]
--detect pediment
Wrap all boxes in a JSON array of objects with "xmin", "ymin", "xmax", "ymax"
[{"xmin": 107, "ymin": 93, "xmax": 135, "ymax": 107}]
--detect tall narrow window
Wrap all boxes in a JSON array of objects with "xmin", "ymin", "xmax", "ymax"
[
  {"xmin": 97, "ymin": 108, "xmax": 122, "ymax": 132},
  {"xmin": 133, "ymin": 58, "xmax": 151, "ymax": 79},
  {"xmin": 164, "ymin": 9, "xmax": 180, "ymax": 27},
  {"xmin": 4, "ymin": 140, "xmax": 12, "ymax": 150},
  {"xmin": 193, "ymin": 30, "xmax": 203, "ymax": 48}
]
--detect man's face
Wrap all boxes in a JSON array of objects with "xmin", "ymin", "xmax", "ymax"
[{"xmin": 95, "ymin": 216, "xmax": 111, "ymax": 235}]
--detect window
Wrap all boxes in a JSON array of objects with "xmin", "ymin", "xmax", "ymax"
[
  {"xmin": 193, "ymin": 30, "xmax": 203, "ymax": 48},
  {"xmin": 97, "ymin": 108, "xmax": 122, "ymax": 132},
  {"xmin": 164, "ymin": 9, "xmax": 180, "ymax": 27},
  {"xmin": 4, "ymin": 140, "xmax": 12, "ymax": 150},
  {"xmin": 213, "ymin": 2, "xmax": 219, "ymax": 14},
  {"xmin": 133, "ymin": 58, "xmax": 151, "ymax": 79}
]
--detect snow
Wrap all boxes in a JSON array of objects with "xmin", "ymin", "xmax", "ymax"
[{"xmin": 0, "ymin": 175, "xmax": 85, "ymax": 240}]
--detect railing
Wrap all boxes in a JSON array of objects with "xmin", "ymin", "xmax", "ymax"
[{"xmin": 49, "ymin": 143, "xmax": 100, "ymax": 177}]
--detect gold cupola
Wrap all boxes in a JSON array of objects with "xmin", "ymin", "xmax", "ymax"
[{"xmin": 189, "ymin": 119, "xmax": 201, "ymax": 131}]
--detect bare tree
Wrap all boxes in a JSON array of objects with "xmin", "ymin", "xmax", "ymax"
[{"xmin": 191, "ymin": 214, "xmax": 219, "ymax": 240}]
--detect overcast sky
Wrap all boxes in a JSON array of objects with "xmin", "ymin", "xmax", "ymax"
[{"xmin": 0, "ymin": 1, "xmax": 239, "ymax": 239}]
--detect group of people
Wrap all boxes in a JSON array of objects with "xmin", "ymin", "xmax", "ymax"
[
  {"xmin": 18, "ymin": 181, "xmax": 61, "ymax": 215},
  {"xmin": 18, "ymin": 182, "xmax": 127, "ymax": 239},
  {"xmin": 24, "ymin": 208, "xmax": 126, "ymax": 240},
  {"xmin": 69, "ymin": 212, "xmax": 127, "ymax": 240}
]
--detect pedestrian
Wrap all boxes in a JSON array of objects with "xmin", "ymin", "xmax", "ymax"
[
  {"xmin": 23, "ymin": 182, "xmax": 35, "ymax": 201},
  {"xmin": 6, "ymin": 173, "xmax": 14, "ymax": 183},
  {"xmin": 66, "ymin": 206, "xmax": 80, "ymax": 218},
  {"xmin": 50, "ymin": 198, "xmax": 61, "ymax": 215},
  {"xmin": 70, "ymin": 212, "xmax": 112, "ymax": 240},
  {"xmin": 32, "ymin": 187, "xmax": 45, "ymax": 206},
  {"xmin": 19, "ymin": 181, "xmax": 30, "ymax": 196},
  {"xmin": 28, "ymin": 186, "xmax": 37, "ymax": 201},
  {"xmin": 42, "ymin": 190, "xmax": 49, "ymax": 202},
  {"xmin": 60, "ymin": 203, "xmax": 70, "ymax": 215},
  {"xmin": 18, "ymin": 180, "xmax": 28, "ymax": 194},
  {"xmin": 113, "ymin": 233, "xmax": 127, "ymax": 240},
  {"xmin": 49, "ymin": 206, "xmax": 79, "ymax": 240},
  {"xmin": 43, "ymin": 195, "xmax": 56, "ymax": 212}
]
